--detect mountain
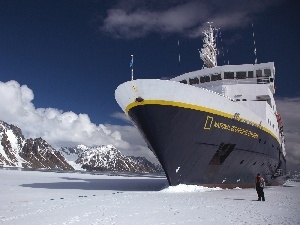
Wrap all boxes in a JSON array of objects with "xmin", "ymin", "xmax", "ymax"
[
  {"xmin": 0, "ymin": 120, "xmax": 72, "ymax": 169},
  {"xmin": 60, "ymin": 145, "xmax": 163, "ymax": 173},
  {"xmin": 128, "ymin": 156, "xmax": 163, "ymax": 173},
  {"xmin": 21, "ymin": 137, "xmax": 73, "ymax": 170},
  {"xmin": 0, "ymin": 120, "xmax": 163, "ymax": 173}
]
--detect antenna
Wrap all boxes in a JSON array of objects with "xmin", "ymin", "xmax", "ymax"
[
  {"xmin": 178, "ymin": 40, "xmax": 181, "ymax": 63},
  {"xmin": 178, "ymin": 40, "xmax": 182, "ymax": 74},
  {"xmin": 130, "ymin": 55, "xmax": 134, "ymax": 80},
  {"xmin": 252, "ymin": 22, "xmax": 257, "ymax": 64},
  {"xmin": 199, "ymin": 22, "xmax": 218, "ymax": 68}
]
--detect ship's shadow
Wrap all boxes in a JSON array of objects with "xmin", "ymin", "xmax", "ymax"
[
  {"xmin": 20, "ymin": 175, "xmax": 169, "ymax": 191},
  {"xmin": 226, "ymin": 198, "xmax": 265, "ymax": 201},
  {"xmin": 225, "ymin": 197, "xmax": 246, "ymax": 201}
]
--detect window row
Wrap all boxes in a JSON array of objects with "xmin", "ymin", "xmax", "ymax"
[{"xmin": 179, "ymin": 69, "xmax": 272, "ymax": 85}]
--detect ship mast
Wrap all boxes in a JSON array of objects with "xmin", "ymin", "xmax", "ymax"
[{"xmin": 199, "ymin": 22, "xmax": 218, "ymax": 68}]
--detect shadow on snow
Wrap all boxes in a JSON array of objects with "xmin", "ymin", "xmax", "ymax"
[{"xmin": 20, "ymin": 176, "xmax": 169, "ymax": 192}]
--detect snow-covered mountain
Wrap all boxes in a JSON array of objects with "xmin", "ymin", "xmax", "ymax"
[
  {"xmin": 0, "ymin": 120, "xmax": 162, "ymax": 173},
  {"xmin": 0, "ymin": 120, "xmax": 72, "ymax": 169},
  {"xmin": 60, "ymin": 145, "xmax": 163, "ymax": 173},
  {"xmin": 59, "ymin": 145, "xmax": 86, "ymax": 170},
  {"xmin": 0, "ymin": 120, "xmax": 25, "ymax": 167},
  {"xmin": 21, "ymin": 137, "xmax": 73, "ymax": 170}
]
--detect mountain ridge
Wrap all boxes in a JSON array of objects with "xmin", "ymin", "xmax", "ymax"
[{"xmin": 0, "ymin": 120, "xmax": 162, "ymax": 173}]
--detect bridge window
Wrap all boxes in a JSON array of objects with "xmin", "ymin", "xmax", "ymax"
[
  {"xmin": 224, "ymin": 72, "xmax": 234, "ymax": 79},
  {"xmin": 236, "ymin": 71, "xmax": 247, "ymax": 79},
  {"xmin": 264, "ymin": 69, "xmax": 271, "ymax": 77},
  {"xmin": 256, "ymin": 70, "xmax": 263, "ymax": 77},
  {"xmin": 200, "ymin": 75, "xmax": 210, "ymax": 83},
  {"xmin": 179, "ymin": 79, "xmax": 187, "ymax": 84},
  {"xmin": 248, "ymin": 71, "xmax": 254, "ymax": 78},
  {"xmin": 189, "ymin": 77, "xmax": 199, "ymax": 85},
  {"xmin": 211, "ymin": 74, "xmax": 222, "ymax": 81}
]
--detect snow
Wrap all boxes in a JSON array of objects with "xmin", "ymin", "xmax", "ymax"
[
  {"xmin": 59, "ymin": 148, "xmax": 84, "ymax": 171},
  {"xmin": 77, "ymin": 144, "xmax": 88, "ymax": 151},
  {"xmin": 0, "ymin": 169, "xmax": 299, "ymax": 225},
  {"xmin": 6, "ymin": 129, "xmax": 19, "ymax": 151},
  {"xmin": 161, "ymin": 184, "xmax": 222, "ymax": 193}
]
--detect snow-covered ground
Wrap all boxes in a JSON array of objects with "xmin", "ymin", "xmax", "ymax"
[{"xmin": 0, "ymin": 169, "xmax": 299, "ymax": 225}]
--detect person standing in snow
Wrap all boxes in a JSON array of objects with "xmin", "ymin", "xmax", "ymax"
[{"xmin": 255, "ymin": 173, "xmax": 265, "ymax": 201}]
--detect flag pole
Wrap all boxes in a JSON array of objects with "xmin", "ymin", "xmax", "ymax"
[{"xmin": 131, "ymin": 55, "xmax": 134, "ymax": 80}]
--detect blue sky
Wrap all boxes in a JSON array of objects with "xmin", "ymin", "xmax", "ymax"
[{"xmin": 0, "ymin": 0, "xmax": 299, "ymax": 170}]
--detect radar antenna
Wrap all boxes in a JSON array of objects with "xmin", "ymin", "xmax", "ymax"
[{"xmin": 199, "ymin": 22, "xmax": 218, "ymax": 68}]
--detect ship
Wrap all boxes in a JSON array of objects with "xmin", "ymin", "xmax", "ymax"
[{"xmin": 115, "ymin": 24, "xmax": 287, "ymax": 188}]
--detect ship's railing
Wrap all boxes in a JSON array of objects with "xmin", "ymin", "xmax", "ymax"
[
  {"xmin": 173, "ymin": 63, "xmax": 275, "ymax": 87},
  {"xmin": 179, "ymin": 76, "xmax": 272, "ymax": 86},
  {"xmin": 189, "ymin": 79, "xmax": 266, "ymax": 103},
  {"xmin": 177, "ymin": 78, "xmax": 272, "ymax": 96}
]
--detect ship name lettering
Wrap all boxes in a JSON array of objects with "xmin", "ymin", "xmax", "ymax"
[{"xmin": 213, "ymin": 121, "xmax": 258, "ymax": 139}]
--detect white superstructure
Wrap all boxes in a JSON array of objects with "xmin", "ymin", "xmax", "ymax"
[{"xmin": 171, "ymin": 27, "xmax": 285, "ymax": 156}]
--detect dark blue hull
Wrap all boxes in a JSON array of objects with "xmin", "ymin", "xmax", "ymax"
[{"xmin": 128, "ymin": 103, "xmax": 287, "ymax": 188}]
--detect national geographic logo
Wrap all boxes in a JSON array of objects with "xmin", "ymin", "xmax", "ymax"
[
  {"xmin": 204, "ymin": 116, "xmax": 258, "ymax": 139},
  {"xmin": 204, "ymin": 116, "xmax": 214, "ymax": 130}
]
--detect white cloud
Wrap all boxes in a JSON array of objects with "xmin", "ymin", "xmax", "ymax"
[
  {"xmin": 111, "ymin": 111, "xmax": 132, "ymax": 123},
  {"xmin": 100, "ymin": 0, "xmax": 282, "ymax": 39},
  {"xmin": 0, "ymin": 80, "xmax": 128, "ymax": 149}
]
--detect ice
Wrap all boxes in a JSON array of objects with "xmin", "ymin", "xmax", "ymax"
[
  {"xmin": 160, "ymin": 184, "xmax": 222, "ymax": 193},
  {"xmin": 0, "ymin": 169, "xmax": 299, "ymax": 224}
]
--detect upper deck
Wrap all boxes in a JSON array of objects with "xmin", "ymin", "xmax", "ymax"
[{"xmin": 171, "ymin": 62, "xmax": 275, "ymax": 94}]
